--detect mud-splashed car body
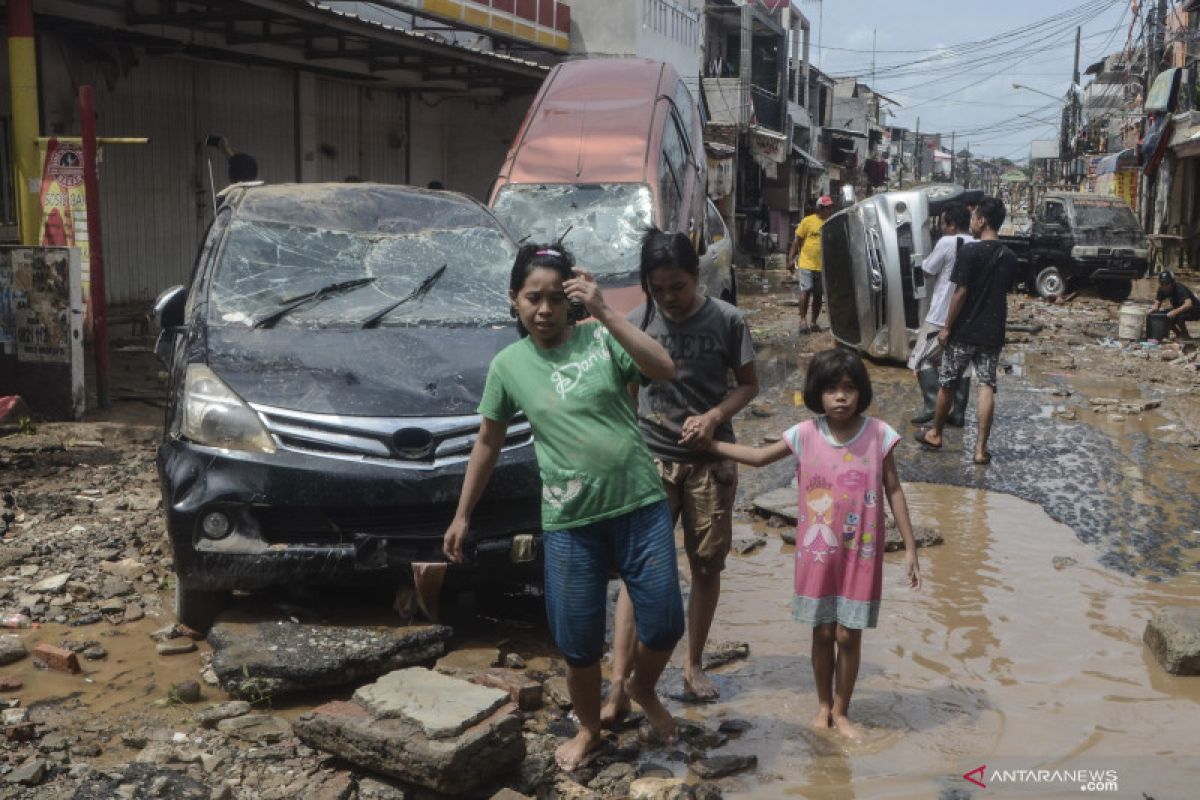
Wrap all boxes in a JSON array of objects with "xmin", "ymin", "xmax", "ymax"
[{"xmin": 153, "ymin": 184, "xmax": 541, "ymax": 629}]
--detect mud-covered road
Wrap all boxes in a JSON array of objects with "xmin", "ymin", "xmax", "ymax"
[{"xmin": 1, "ymin": 270, "xmax": 1198, "ymax": 799}]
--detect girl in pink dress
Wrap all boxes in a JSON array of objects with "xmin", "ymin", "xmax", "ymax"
[{"xmin": 706, "ymin": 348, "xmax": 921, "ymax": 740}]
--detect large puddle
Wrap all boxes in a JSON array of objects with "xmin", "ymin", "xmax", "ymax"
[{"xmin": 681, "ymin": 483, "xmax": 1200, "ymax": 798}]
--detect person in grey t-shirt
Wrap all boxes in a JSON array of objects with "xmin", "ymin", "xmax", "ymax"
[{"xmin": 602, "ymin": 229, "xmax": 758, "ymax": 718}]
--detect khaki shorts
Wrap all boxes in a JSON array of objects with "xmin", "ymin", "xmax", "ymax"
[{"xmin": 657, "ymin": 459, "xmax": 738, "ymax": 574}]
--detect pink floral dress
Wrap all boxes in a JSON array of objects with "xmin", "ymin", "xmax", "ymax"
[{"xmin": 782, "ymin": 416, "xmax": 900, "ymax": 629}]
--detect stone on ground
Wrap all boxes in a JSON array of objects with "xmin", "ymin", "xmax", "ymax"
[
  {"xmin": 1143, "ymin": 606, "xmax": 1200, "ymax": 675},
  {"xmin": 208, "ymin": 620, "xmax": 451, "ymax": 699},
  {"xmin": 293, "ymin": 668, "xmax": 524, "ymax": 795},
  {"xmin": 70, "ymin": 763, "xmax": 210, "ymax": 799},
  {"xmin": 0, "ymin": 635, "xmax": 27, "ymax": 666},
  {"xmin": 628, "ymin": 777, "xmax": 693, "ymax": 800}
]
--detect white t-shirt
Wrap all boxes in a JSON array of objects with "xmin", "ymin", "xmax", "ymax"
[{"xmin": 923, "ymin": 233, "xmax": 975, "ymax": 327}]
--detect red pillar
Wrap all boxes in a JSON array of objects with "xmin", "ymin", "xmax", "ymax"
[{"xmin": 79, "ymin": 86, "xmax": 110, "ymax": 409}]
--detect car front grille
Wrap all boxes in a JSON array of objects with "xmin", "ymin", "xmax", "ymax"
[
  {"xmin": 249, "ymin": 404, "xmax": 532, "ymax": 468},
  {"xmin": 255, "ymin": 500, "xmax": 535, "ymax": 545}
]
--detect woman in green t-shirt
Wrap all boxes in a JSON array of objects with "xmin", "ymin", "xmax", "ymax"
[{"xmin": 444, "ymin": 244, "xmax": 685, "ymax": 772}]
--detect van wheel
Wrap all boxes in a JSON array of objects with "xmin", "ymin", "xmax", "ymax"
[
  {"xmin": 1035, "ymin": 266, "xmax": 1066, "ymax": 298},
  {"xmin": 175, "ymin": 584, "xmax": 229, "ymax": 633},
  {"xmin": 1096, "ymin": 279, "xmax": 1132, "ymax": 302}
]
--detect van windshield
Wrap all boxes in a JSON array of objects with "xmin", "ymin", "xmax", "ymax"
[
  {"xmin": 492, "ymin": 184, "xmax": 653, "ymax": 278},
  {"xmin": 208, "ymin": 219, "xmax": 516, "ymax": 328}
]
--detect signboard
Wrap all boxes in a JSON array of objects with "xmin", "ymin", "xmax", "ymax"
[
  {"xmin": 1030, "ymin": 139, "xmax": 1060, "ymax": 160},
  {"xmin": 1114, "ymin": 169, "xmax": 1139, "ymax": 210},
  {"xmin": 386, "ymin": 0, "xmax": 569, "ymax": 51},
  {"xmin": 0, "ymin": 246, "xmax": 84, "ymax": 419},
  {"xmin": 37, "ymin": 139, "xmax": 90, "ymax": 324}
]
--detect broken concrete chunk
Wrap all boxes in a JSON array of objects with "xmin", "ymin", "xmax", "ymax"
[
  {"xmin": 29, "ymin": 572, "xmax": 71, "ymax": 593},
  {"xmin": 1143, "ymin": 606, "xmax": 1200, "ymax": 676},
  {"xmin": 209, "ymin": 621, "xmax": 451, "ymax": 700},
  {"xmin": 628, "ymin": 777, "xmax": 692, "ymax": 800},
  {"xmin": 353, "ymin": 667, "xmax": 509, "ymax": 739},
  {"xmin": 216, "ymin": 713, "xmax": 292, "ymax": 744},
  {"xmin": 688, "ymin": 753, "xmax": 758, "ymax": 779},
  {"xmin": 294, "ymin": 672, "xmax": 524, "ymax": 796},
  {"xmin": 195, "ymin": 700, "xmax": 252, "ymax": 729},
  {"xmin": 0, "ymin": 635, "xmax": 27, "ymax": 666}
]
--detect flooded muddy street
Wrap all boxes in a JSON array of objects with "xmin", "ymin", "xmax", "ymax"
[{"xmin": 2, "ymin": 275, "xmax": 1199, "ymax": 798}]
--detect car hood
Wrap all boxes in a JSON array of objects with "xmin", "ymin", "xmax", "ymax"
[
  {"xmin": 1073, "ymin": 227, "xmax": 1148, "ymax": 248},
  {"xmin": 205, "ymin": 325, "xmax": 518, "ymax": 417}
]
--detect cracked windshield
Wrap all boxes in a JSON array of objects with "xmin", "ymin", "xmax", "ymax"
[
  {"xmin": 6, "ymin": 1, "xmax": 1200, "ymax": 799},
  {"xmin": 209, "ymin": 219, "xmax": 516, "ymax": 327},
  {"xmin": 492, "ymin": 183, "xmax": 652, "ymax": 277}
]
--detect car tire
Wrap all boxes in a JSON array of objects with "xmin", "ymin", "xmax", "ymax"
[
  {"xmin": 175, "ymin": 584, "xmax": 230, "ymax": 633},
  {"xmin": 1095, "ymin": 279, "xmax": 1132, "ymax": 302},
  {"xmin": 722, "ymin": 267, "xmax": 738, "ymax": 306},
  {"xmin": 1035, "ymin": 266, "xmax": 1066, "ymax": 298}
]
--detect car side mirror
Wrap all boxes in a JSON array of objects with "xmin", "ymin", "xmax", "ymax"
[{"xmin": 152, "ymin": 285, "xmax": 187, "ymax": 366}]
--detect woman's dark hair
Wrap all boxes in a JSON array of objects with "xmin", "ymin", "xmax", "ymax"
[
  {"xmin": 802, "ymin": 348, "xmax": 873, "ymax": 415},
  {"xmin": 508, "ymin": 242, "xmax": 576, "ymax": 338},
  {"xmin": 638, "ymin": 226, "xmax": 699, "ymax": 329}
]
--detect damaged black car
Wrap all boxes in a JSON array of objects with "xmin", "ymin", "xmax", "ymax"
[{"xmin": 154, "ymin": 183, "xmax": 541, "ymax": 630}]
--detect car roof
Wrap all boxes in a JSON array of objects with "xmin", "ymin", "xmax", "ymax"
[
  {"xmin": 506, "ymin": 58, "xmax": 671, "ymax": 185},
  {"xmin": 1044, "ymin": 192, "xmax": 1131, "ymax": 204},
  {"xmin": 232, "ymin": 183, "xmax": 506, "ymax": 235}
]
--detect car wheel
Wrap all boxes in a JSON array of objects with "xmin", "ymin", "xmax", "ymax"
[
  {"xmin": 722, "ymin": 268, "xmax": 738, "ymax": 305},
  {"xmin": 1035, "ymin": 266, "xmax": 1066, "ymax": 298},
  {"xmin": 175, "ymin": 583, "xmax": 230, "ymax": 633},
  {"xmin": 1096, "ymin": 279, "xmax": 1132, "ymax": 302}
]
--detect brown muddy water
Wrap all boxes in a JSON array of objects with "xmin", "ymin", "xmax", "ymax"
[
  {"xmin": 675, "ymin": 483, "xmax": 1200, "ymax": 799},
  {"xmin": 8, "ymin": 487, "xmax": 1197, "ymax": 797}
]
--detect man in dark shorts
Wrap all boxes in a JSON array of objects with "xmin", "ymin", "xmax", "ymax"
[
  {"xmin": 915, "ymin": 197, "xmax": 1018, "ymax": 466},
  {"xmin": 1151, "ymin": 271, "xmax": 1200, "ymax": 340}
]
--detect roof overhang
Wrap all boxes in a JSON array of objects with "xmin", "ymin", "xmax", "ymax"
[
  {"xmin": 791, "ymin": 143, "xmax": 824, "ymax": 171},
  {"xmin": 35, "ymin": 0, "xmax": 551, "ymax": 95}
]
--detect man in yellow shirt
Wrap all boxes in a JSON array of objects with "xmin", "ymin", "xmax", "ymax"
[{"xmin": 787, "ymin": 195, "xmax": 834, "ymax": 333}]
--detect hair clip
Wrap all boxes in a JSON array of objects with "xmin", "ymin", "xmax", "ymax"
[{"xmin": 535, "ymin": 248, "xmax": 561, "ymax": 257}]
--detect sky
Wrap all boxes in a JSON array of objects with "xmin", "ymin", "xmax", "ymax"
[{"xmin": 800, "ymin": 0, "xmax": 1137, "ymax": 160}]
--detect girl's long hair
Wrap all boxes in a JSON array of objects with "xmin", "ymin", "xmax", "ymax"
[
  {"xmin": 508, "ymin": 243, "xmax": 576, "ymax": 338},
  {"xmin": 638, "ymin": 227, "xmax": 699, "ymax": 330}
]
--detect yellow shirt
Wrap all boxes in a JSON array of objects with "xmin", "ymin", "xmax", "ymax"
[{"xmin": 794, "ymin": 214, "xmax": 824, "ymax": 272}]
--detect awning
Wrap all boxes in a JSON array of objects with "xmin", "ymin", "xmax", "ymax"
[
  {"xmin": 792, "ymin": 144, "xmax": 825, "ymax": 171},
  {"xmin": 825, "ymin": 126, "xmax": 868, "ymax": 139},
  {"xmin": 1095, "ymin": 148, "xmax": 1137, "ymax": 174}
]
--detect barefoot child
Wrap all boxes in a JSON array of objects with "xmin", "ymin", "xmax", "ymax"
[
  {"xmin": 443, "ymin": 244, "xmax": 684, "ymax": 772},
  {"xmin": 704, "ymin": 348, "xmax": 921, "ymax": 740},
  {"xmin": 603, "ymin": 229, "xmax": 758, "ymax": 722}
]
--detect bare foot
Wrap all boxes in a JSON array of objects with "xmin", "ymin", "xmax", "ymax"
[
  {"xmin": 600, "ymin": 684, "xmax": 631, "ymax": 728},
  {"xmin": 810, "ymin": 706, "xmax": 832, "ymax": 730},
  {"xmin": 554, "ymin": 728, "xmax": 604, "ymax": 772},
  {"xmin": 683, "ymin": 667, "xmax": 720, "ymax": 701},
  {"xmin": 624, "ymin": 676, "xmax": 676, "ymax": 744},
  {"xmin": 832, "ymin": 714, "xmax": 864, "ymax": 742}
]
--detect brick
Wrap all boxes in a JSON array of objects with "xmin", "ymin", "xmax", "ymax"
[
  {"xmin": 471, "ymin": 668, "xmax": 542, "ymax": 711},
  {"xmin": 0, "ymin": 677, "xmax": 22, "ymax": 692},
  {"xmin": 308, "ymin": 700, "xmax": 369, "ymax": 720},
  {"xmin": 32, "ymin": 643, "xmax": 81, "ymax": 674}
]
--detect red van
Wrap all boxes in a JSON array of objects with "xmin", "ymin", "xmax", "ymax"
[{"xmin": 490, "ymin": 58, "xmax": 707, "ymax": 307}]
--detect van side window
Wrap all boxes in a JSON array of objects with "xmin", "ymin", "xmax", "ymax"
[
  {"xmin": 1044, "ymin": 201, "xmax": 1065, "ymax": 224},
  {"xmin": 661, "ymin": 114, "xmax": 687, "ymax": 227},
  {"xmin": 673, "ymin": 81, "xmax": 699, "ymax": 144}
]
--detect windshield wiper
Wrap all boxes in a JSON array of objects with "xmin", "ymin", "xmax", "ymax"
[
  {"xmin": 253, "ymin": 277, "xmax": 376, "ymax": 329},
  {"xmin": 360, "ymin": 265, "xmax": 448, "ymax": 329}
]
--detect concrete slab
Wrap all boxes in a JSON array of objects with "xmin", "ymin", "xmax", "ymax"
[{"xmin": 354, "ymin": 667, "xmax": 509, "ymax": 739}]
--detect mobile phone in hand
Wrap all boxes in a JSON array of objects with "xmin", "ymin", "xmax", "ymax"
[{"xmin": 205, "ymin": 135, "xmax": 224, "ymax": 148}]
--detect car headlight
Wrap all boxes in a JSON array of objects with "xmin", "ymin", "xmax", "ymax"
[{"xmin": 180, "ymin": 364, "xmax": 276, "ymax": 453}]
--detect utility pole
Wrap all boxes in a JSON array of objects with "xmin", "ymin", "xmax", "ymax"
[
  {"xmin": 914, "ymin": 117, "xmax": 921, "ymax": 182},
  {"xmin": 950, "ymin": 131, "xmax": 956, "ymax": 183},
  {"xmin": 1070, "ymin": 26, "xmax": 1081, "ymax": 186}
]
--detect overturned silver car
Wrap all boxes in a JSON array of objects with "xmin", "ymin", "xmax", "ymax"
[{"xmin": 821, "ymin": 188, "xmax": 938, "ymax": 363}]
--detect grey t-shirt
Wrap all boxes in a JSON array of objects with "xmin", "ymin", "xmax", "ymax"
[{"xmin": 628, "ymin": 297, "xmax": 756, "ymax": 462}]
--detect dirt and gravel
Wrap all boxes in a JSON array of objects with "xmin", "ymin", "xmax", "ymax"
[{"xmin": 1, "ymin": 268, "xmax": 1198, "ymax": 798}]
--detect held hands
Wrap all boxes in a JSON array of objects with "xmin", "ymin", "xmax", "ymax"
[
  {"xmin": 679, "ymin": 410, "xmax": 720, "ymax": 450},
  {"xmin": 905, "ymin": 550, "xmax": 922, "ymax": 589},
  {"xmin": 443, "ymin": 518, "xmax": 469, "ymax": 564},
  {"xmin": 563, "ymin": 266, "xmax": 608, "ymax": 319}
]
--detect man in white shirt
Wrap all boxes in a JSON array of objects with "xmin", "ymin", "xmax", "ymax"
[{"xmin": 909, "ymin": 203, "xmax": 974, "ymax": 425}]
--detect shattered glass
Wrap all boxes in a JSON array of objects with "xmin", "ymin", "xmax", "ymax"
[
  {"xmin": 491, "ymin": 183, "xmax": 653, "ymax": 278},
  {"xmin": 1071, "ymin": 201, "xmax": 1141, "ymax": 233},
  {"xmin": 209, "ymin": 219, "xmax": 516, "ymax": 328}
]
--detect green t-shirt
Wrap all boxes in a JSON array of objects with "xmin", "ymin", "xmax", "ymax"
[{"xmin": 478, "ymin": 324, "xmax": 666, "ymax": 531}]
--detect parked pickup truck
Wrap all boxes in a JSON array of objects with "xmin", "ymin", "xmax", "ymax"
[{"xmin": 999, "ymin": 192, "xmax": 1149, "ymax": 301}]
